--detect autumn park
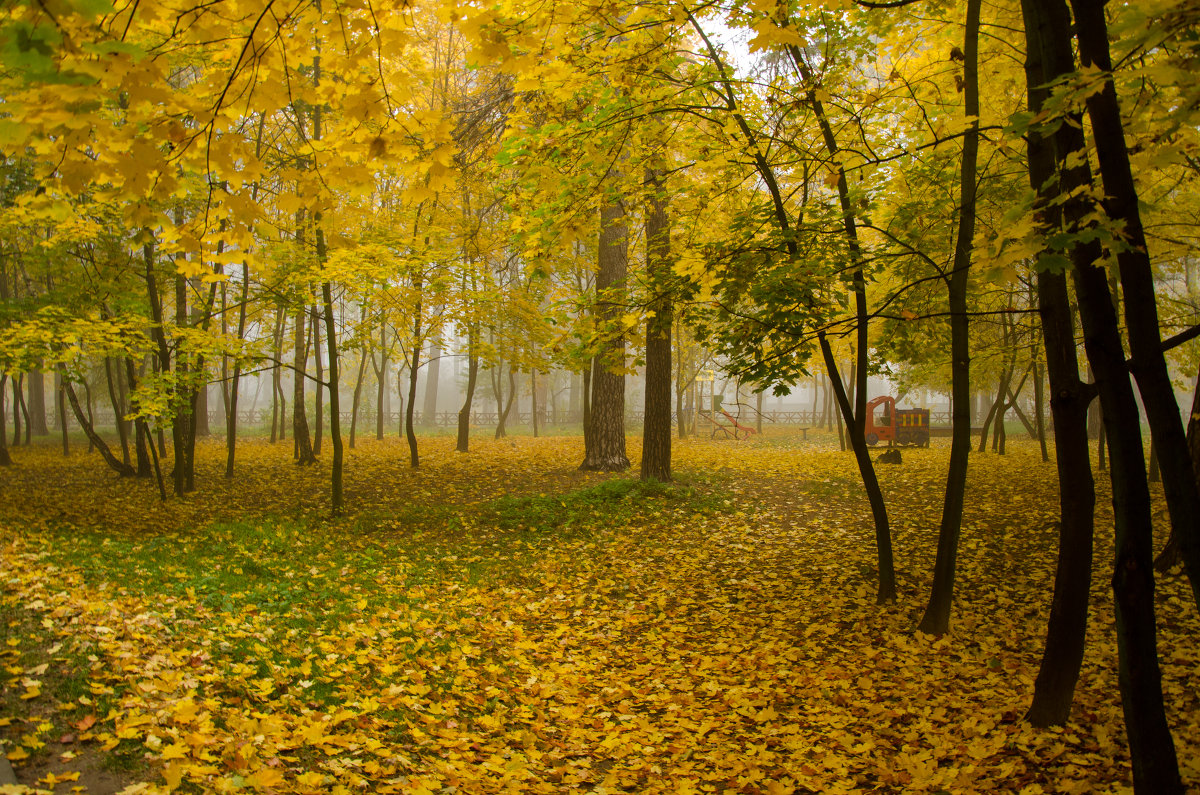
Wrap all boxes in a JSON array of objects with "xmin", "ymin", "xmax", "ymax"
[{"xmin": 1, "ymin": 0, "xmax": 1199, "ymax": 792}]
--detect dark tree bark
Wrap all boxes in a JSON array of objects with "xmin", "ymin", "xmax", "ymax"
[
  {"xmin": 225, "ymin": 260, "xmax": 250, "ymax": 477},
  {"xmin": 374, "ymin": 324, "xmax": 389, "ymax": 441},
  {"xmin": 1033, "ymin": 0, "xmax": 1182, "ymax": 785},
  {"xmin": 0, "ymin": 375, "xmax": 11, "ymax": 466},
  {"xmin": 104, "ymin": 359, "xmax": 129, "ymax": 465},
  {"xmin": 641, "ymin": 169, "xmax": 672, "ymax": 482},
  {"xmin": 350, "ymin": 341, "xmax": 369, "ymax": 450},
  {"xmin": 406, "ymin": 324, "xmax": 421, "ymax": 469},
  {"xmin": 457, "ymin": 327, "xmax": 479, "ymax": 453},
  {"xmin": 494, "ymin": 364, "xmax": 516, "ymax": 440},
  {"xmin": 581, "ymin": 199, "xmax": 631, "ymax": 471},
  {"xmin": 582, "ymin": 358, "xmax": 593, "ymax": 443},
  {"xmin": 319, "ymin": 263, "xmax": 344, "ymax": 513},
  {"xmin": 1070, "ymin": 0, "xmax": 1200, "ymax": 612},
  {"xmin": 61, "ymin": 375, "xmax": 135, "ymax": 477},
  {"xmin": 10, "ymin": 373, "xmax": 22, "ymax": 447},
  {"xmin": 1156, "ymin": 366, "xmax": 1200, "ymax": 571},
  {"xmin": 1021, "ymin": 0, "xmax": 1095, "ymax": 724},
  {"xmin": 917, "ymin": 0, "xmax": 980, "ymax": 636},
  {"xmin": 56, "ymin": 372, "xmax": 68, "ymax": 456},
  {"xmin": 27, "ymin": 368, "xmax": 48, "ymax": 436},
  {"xmin": 123, "ymin": 357, "xmax": 152, "ymax": 478},
  {"xmin": 271, "ymin": 307, "xmax": 285, "ymax": 443},
  {"xmin": 312, "ymin": 306, "xmax": 323, "ymax": 457},
  {"xmin": 293, "ymin": 304, "xmax": 316, "ymax": 465}
]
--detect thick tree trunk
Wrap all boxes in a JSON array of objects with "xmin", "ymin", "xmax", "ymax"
[
  {"xmin": 123, "ymin": 357, "xmax": 152, "ymax": 477},
  {"xmin": 581, "ymin": 199, "xmax": 630, "ymax": 471},
  {"xmin": 10, "ymin": 373, "xmax": 22, "ymax": 447},
  {"xmin": 423, "ymin": 332, "xmax": 442, "ymax": 426},
  {"xmin": 320, "ymin": 278, "xmax": 343, "ymax": 513},
  {"xmin": 0, "ymin": 375, "xmax": 11, "ymax": 465},
  {"xmin": 917, "ymin": 0, "xmax": 980, "ymax": 636},
  {"xmin": 27, "ymin": 368, "xmax": 48, "ymax": 436},
  {"xmin": 294, "ymin": 305, "xmax": 316, "ymax": 465},
  {"xmin": 1156, "ymin": 366, "xmax": 1200, "ymax": 571},
  {"xmin": 641, "ymin": 169, "xmax": 673, "ymax": 482},
  {"xmin": 457, "ymin": 329, "xmax": 479, "ymax": 453},
  {"xmin": 1035, "ymin": 0, "xmax": 1181, "ymax": 785},
  {"xmin": 56, "ymin": 372, "xmax": 68, "ymax": 456},
  {"xmin": 495, "ymin": 365, "xmax": 516, "ymax": 440},
  {"xmin": 1021, "ymin": 0, "xmax": 1095, "ymax": 724},
  {"xmin": 406, "ymin": 338, "xmax": 420, "ymax": 468},
  {"xmin": 225, "ymin": 261, "xmax": 249, "ymax": 477},
  {"xmin": 350, "ymin": 345, "xmax": 368, "ymax": 450},
  {"xmin": 312, "ymin": 306, "xmax": 323, "ymax": 457},
  {"xmin": 1070, "ymin": 0, "xmax": 1200, "ymax": 613},
  {"xmin": 375, "ymin": 324, "xmax": 388, "ymax": 441}
]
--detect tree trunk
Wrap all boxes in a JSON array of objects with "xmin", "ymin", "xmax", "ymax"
[
  {"xmin": 495, "ymin": 365, "xmax": 516, "ymax": 440},
  {"xmin": 1037, "ymin": 0, "xmax": 1181, "ymax": 785},
  {"xmin": 10, "ymin": 373, "xmax": 22, "ymax": 447},
  {"xmin": 225, "ymin": 260, "xmax": 250, "ymax": 477},
  {"xmin": 820, "ymin": 335, "xmax": 896, "ymax": 603},
  {"xmin": 375, "ymin": 324, "xmax": 388, "ymax": 441},
  {"xmin": 1021, "ymin": 0, "xmax": 1096, "ymax": 724},
  {"xmin": 27, "ymin": 368, "xmax": 48, "ymax": 436},
  {"xmin": 56, "ymin": 372, "xmax": 68, "ymax": 456},
  {"xmin": 104, "ymin": 359, "xmax": 130, "ymax": 465},
  {"xmin": 457, "ymin": 328, "xmax": 479, "ymax": 453},
  {"xmin": 294, "ymin": 305, "xmax": 316, "ymax": 465},
  {"xmin": 61, "ymin": 374, "xmax": 135, "ymax": 476},
  {"xmin": 312, "ymin": 306, "xmax": 323, "ymax": 457},
  {"xmin": 917, "ymin": 0, "xmax": 980, "ymax": 636},
  {"xmin": 1070, "ymin": 0, "xmax": 1200, "ymax": 614},
  {"xmin": 641, "ymin": 169, "xmax": 673, "ymax": 482},
  {"xmin": 123, "ymin": 357, "xmax": 152, "ymax": 477},
  {"xmin": 582, "ymin": 358, "xmax": 593, "ymax": 444},
  {"xmin": 350, "ymin": 344, "xmax": 368, "ymax": 450},
  {"xmin": 406, "ymin": 335, "xmax": 421, "ymax": 469},
  {"xmin": 581, "ymin": 198, "xmax": 630, "ymax": 471},
  {"xmin": 423, "ymin": 331, "xmax": 442, "ymax": 425},
  {"xmin": 0, "ymin": 375, "xmax": 11, "ymax": 465},
  {"xmin": 320, "ymin": 278, "xmax": 343, "ymax": 513},
  {"xmin": 1156, "ymin": 366, "xmax": 1200, "ymax": 571}
]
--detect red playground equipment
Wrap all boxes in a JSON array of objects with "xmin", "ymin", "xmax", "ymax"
[{"xmin": 865, "ymin": 395, "xmax": 929, "ymax": 447}]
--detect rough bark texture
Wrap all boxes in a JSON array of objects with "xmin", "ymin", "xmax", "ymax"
[
  {"xmin": 918, "ymin": 0, "xmax": 980, "ymax": 636},
  {"xmin": 641, "ymin": 170, "xmax": 672, "ymax": 482},
  {"xmin": 1021, "ymin": 0, "xmax": 1095, "ymax": 725},
  {"xmin": 581, "ymin": 199, "xmax": 630, "ymax": 472}
]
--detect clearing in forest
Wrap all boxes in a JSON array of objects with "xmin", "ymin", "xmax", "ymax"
[{"xmin": 2, "ymin": 433, "xmax": 1198, "ymax": 794}]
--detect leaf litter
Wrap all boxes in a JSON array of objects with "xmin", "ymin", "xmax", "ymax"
[{"xmin": 1, "ymin": 434, "xmax": 1198, "ymax": 793}]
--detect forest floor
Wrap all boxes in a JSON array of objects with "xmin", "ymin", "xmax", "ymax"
[{"xmin": 1, "ymin": 431, "xmax": 1198, "ymax": 794}]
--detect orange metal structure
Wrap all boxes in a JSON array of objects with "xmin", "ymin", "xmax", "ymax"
[{"xmin": 864, "ymin": 395, "xmax": 930, "ymax": 447}]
